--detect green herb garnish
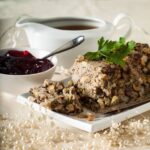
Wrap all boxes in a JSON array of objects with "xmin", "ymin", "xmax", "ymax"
[{"xmin": 84, "ymin": 37, "xmax": 136, "ymax": 67}]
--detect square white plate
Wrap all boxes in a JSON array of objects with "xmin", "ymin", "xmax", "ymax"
[{"xmin": 17, "ymin": 92, "xmax": 150, "ymax": 133}]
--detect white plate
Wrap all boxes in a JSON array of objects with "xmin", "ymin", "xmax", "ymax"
[{"xmin": 17, "ymin": 89, "xmax": 150, "ymax": 133}]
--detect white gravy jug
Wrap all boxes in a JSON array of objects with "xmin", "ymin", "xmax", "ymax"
[{"xmin": 16, "ymin": 13, "xmax": 132, "ymax": 68}]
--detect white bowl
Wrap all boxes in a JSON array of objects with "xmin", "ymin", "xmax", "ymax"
[{"xmin": 0, "ymin": 48, "xmax": 57, "ymax": 95}]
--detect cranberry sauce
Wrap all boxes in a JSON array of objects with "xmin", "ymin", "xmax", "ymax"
[{"xmin": 0, "ymin": 50, "xmax": 54, "ymax": 75}]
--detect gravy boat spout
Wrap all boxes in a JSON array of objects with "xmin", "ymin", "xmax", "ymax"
[{"xmin": 16, "ymin": 17, "xmax": 47, "ymax": 28}]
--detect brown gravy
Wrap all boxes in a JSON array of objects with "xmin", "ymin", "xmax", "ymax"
[{"xmin": 55, "ymin": 25, "xmax": 98, "ymax": 30}]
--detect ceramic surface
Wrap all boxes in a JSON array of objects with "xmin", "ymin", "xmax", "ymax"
[
  {"xmin": 16, "ymin": 14, "xmax": 132, "ymax": 68},
  {"xmin": 0, "ymin": 48, "xmax": 57, "ymax": 95}
]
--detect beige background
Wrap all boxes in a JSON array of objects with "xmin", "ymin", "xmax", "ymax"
[{"xmin": 0, "ymin": 0, "xmax": 150, "ymax": 48}]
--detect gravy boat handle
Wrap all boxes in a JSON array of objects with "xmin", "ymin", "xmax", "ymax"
[{"xmin": 113, "ymin": 13, "xmax": 133, "ymax": 38}]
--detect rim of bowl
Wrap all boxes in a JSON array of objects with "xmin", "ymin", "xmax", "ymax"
[{"xmin": 0, "ymin": 48, "xmax": 58, "ymax": 76}]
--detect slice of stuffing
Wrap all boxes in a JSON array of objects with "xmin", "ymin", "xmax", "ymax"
[{"xmin": 29, "ymin": 80, "xmax": 83, "ymax": 115}]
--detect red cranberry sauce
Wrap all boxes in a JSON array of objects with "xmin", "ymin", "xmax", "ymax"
[{"xmin": 0, "ymin": 50, "xmax": 54, "ymax": 75}]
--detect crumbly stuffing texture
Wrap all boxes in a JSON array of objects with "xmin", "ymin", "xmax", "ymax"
[
  {"xmin": 70, "ymin": 43, "xmax": 150, "ymax": 112},
  {"xmin": 29, "ymin": 43, "xmax": 150, "ymax": 115},
  {"xmin": 29, "ymin": 80, "xmax": 82, "ymax": 115}
]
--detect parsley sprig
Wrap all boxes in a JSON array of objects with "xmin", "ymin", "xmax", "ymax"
[{"xmin": 84, "ymin": 37, "xmax": 136, "ymax": 67}]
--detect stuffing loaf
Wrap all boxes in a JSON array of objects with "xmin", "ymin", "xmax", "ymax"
[
  {"xmin": 29, "ymin": 43, "xmax": 150, "ymax": 115},
  {"xmin": 70, "ymin": 43, "xmax": 150, "ymax": 112}
]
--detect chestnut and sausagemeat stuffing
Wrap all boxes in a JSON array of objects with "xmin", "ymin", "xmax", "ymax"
[{"xmin": 29, "ymin": 38, "xmax": 150, "ymax": 115}]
